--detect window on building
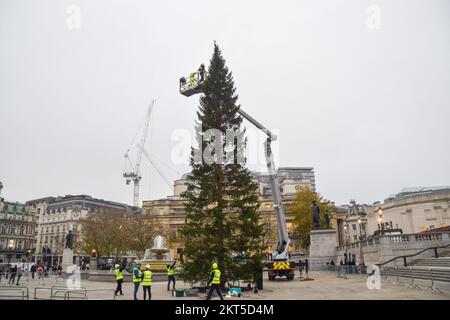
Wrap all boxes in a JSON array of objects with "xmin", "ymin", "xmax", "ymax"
[
  {"xmin": 159, "ymin": 208, "xmax": 164, "ymax": 215},
  {"xmin": 353, "ymin": 235, "xmax": 358, "ymax": 241},
  {"xmin": 352, "ymin": 224, "xmax": 356, "ymax": 230}
]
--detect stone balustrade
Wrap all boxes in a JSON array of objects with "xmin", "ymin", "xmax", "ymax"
[{"xmin": 335, "ymin": 232, "xmax": 450, "ymax": 266}]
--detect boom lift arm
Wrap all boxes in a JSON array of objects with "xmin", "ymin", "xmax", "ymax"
[{"xmin": 236, "ymin": 109, "xmax": 291, "ymax": 261}]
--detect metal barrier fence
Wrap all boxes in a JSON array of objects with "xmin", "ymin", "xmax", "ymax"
[
  {"xmin": 66, "ymin": 289, "xmax": 116, "ymax": 300},
  {"xmin": 33, "ymin": 285, "xmax": 116, "ymax": 300},
  {"xmin": 322, "ymin": 265, "xmax": 368, "ymax": 279},
  {"xmin": 380, "ymin": 266, "xmax": 450, "ymax": 294},
  {"xmin": 0, "ymin": 286, "xmax": 29, "ymax": 300}
]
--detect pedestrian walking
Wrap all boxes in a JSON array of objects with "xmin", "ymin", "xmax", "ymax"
[
  {"xmin": 8, "ymin": 265, "xmax": 17, "ymax": 284},
  {"xmin": 206, "ymin": 263, "xmax": 224, "ymax": 300},
  {"xmin": 114, "ymin": 264, "xmax": 124, "ymax": 296},
  {"xmin": 37, "ymin": 265, "xmax": 44, "ymax": 284},
  {"xmin": 16, "ymin": 266, "xmax": 23, "ymax": 286},
  {"xmin": 30, "ymin": 264, "xmax": 36, "ymax": 280}
]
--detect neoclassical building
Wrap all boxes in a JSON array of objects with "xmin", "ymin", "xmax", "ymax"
[
  {"xmin": 0, "ymin": 198, "xmax": 37, "ymax": 264},
  {"xmin": 366, "ymin": 186, "xmax": 450, "ymax": 236},
  {"xmin": 142, "ymin": 167, "xmax": 322, "ymax": 259},
  {"xmin": 27, "ymin": 194, "xmax": 139, "ymax": 266}
]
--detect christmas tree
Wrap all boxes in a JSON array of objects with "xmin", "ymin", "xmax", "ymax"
[{"xmin": 180, "ymin": 43, "xmax": 265, "ymax": 286}]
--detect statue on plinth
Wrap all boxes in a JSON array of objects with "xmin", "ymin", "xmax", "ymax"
[
  {"xmin": 65, "ymin": 230, "xmax": 74, "ymax": 250},
  {"xmin": 325, "ymin": 210, "xmax": 331, "ymax": 229},
  {"xmin": 312, "ymin": 201, "xmax": 320, "ymax": 230}
]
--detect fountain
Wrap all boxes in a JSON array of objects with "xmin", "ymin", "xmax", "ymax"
[{"xmin": 139, "ymin": 235, "xmax": 173, "ymax": 272}]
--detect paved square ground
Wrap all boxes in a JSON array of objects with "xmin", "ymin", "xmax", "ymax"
[{"xmin": 1, "ymin": 271, "xmax": 449, "ymax": 300}]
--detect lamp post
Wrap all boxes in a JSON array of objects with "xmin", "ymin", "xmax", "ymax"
[
  {"xmin": 358, "ymin": 218, "xmax": 362, "ymax": 240},
  {"xmin": 90, "ymin": 249, "xmax": 97, "ymax": 270},
  {"xmin": 343, "ymin": 224, "xmax": 348, "ymax": 264}
]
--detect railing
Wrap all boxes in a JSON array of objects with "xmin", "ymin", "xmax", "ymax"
[
  {"xmin": 33, "ymin": 285, "xmax": 115, "ymax": 300},
  {"xmin": 380, "ymin": 266, "xmax": 450, "ymax": 293},
  {"xmin": 337, "ymin": 232, "xmax": 450, "ymax": 252},
  {"xmin": 0, "ymin": 286, "xmax": 29, "ymax": 300},
  {"xmin": 376, "ymin": 243, "xmax": 450, "ymax": 267}
]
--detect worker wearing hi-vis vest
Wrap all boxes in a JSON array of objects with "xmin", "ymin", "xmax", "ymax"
[
  {"xmin": 114, "ymin": 264, "xmax": 124, "ymax": 296},
  {"xmin": 142, "ymin": 264, "xmax": 153, "ymax": 300},
  {"xmin": 132, "ymin": 263, "xmax": 142, "ymax": 300},
  {"xmin": 189, "ymin": 71, "xmax": 197, "ymax": 87},
  {"xmin": 166, "ymin": 259, "xmax": 177, "ymax": 291},
  {"xmin": 206, "ymin": 262, "xmax": 224, "ymax": 300}
]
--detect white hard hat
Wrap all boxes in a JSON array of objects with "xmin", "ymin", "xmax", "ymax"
[
  {"xmin": 145, "ymin": 264, "xmax": 151, "ymax": 269},
  {"xmin": 115, "ymin": 264, "xmax": 120, "ymax": 268}
]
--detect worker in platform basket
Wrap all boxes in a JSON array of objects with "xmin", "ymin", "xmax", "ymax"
[
  {"xmin": 206, "ymin": 262, "xmax": 224, "ymax": 300},
  {"xmin": 114, "ymin": 263, "xmax": 124, "ymax": 296},
  {"xmin": 142, "ymin": 264, "xmax": 153, "ymax": 300},
  {"xmin": 189, "ymin": 71, "xmax": 197, "ymax": 87},
  {"xmin": 166, "ymin": 259, "xmax": 177, "ymax": 291}
]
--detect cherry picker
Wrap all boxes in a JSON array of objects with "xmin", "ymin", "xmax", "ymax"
[{"xmin": 180, "ymin": 66, "xmax": 295, "ymax": 281}]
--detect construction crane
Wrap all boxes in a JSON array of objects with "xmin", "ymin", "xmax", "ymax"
[
  {"xmin": 123, "ymin": 100, "xmax": 155, "ymax": 207},
  {"xmin": 179, "ymin": 66, "xmax": 295, "ymax": 280}
]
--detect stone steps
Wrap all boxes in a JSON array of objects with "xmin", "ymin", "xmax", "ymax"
[{"xmin": 409, "ymin": 257, "xmax": 450, "ymax": 268}]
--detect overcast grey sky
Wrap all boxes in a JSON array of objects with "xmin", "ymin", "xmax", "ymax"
[{"xmin": 1, "ymin": 0, "xmax": 449, "ymax": 206}]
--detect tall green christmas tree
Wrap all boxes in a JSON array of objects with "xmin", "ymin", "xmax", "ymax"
[{"xmin": 180, "ymin": 43, "xmax": 265, "ymax": 286}]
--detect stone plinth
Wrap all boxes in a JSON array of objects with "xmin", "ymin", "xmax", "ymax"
[
  {"xmin": 90, "ymin": 258, "xmax": 98, "ymax": 270},
  {"xmin": 309, "ymin": 229, "xmax": 337, "ymax": 271},
  {"xmin": 62, "ymin": 248, "xmax": 74, "ymax": 272}
]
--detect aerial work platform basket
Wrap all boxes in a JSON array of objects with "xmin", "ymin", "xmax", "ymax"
[{"xmin": 179, "ymin": 64, "xmax": 205, "ymax": 96}]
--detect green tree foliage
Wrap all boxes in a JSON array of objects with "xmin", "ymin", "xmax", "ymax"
[
  {"xmin": 127, "ymin": 218, "xmax": 170, "ymax": 259},
  {"xmin": 180, "ymin": 43, "xmax": 265, "ymax": 286},
  {"xmin": 80, "ymin": 207, "xmax": 131, "ymax": 258},
  {"xmin": 291, "ymin": 186, "xmax": 333, "ymax": 249}
]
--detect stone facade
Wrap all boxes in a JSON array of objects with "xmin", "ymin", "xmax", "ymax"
[
  {"xmin": 0, "ymin": 198, "xmax": 37, "ymax": 264},
  {"xmin": 27, "ymin": 195, "xmax": 139, "ymax": 266},
  {"xmin": 366, "ymin": 187, "xmax": 450, "ymax": 236}
]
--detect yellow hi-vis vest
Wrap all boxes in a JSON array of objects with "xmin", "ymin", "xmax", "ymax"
[
  {"xmin": 189, "ymin": 72, "xmax": 196, "ymax": 86},
  {"xmin": 142, "ymin": 270, "xmax": 152, "ymax": 286},
  {"xmin": 212, "ymin": 269, "xmax": 221, "ymax": 284},
  {"xmin": 114, "ymin": 268, "xmax": 123, "ymax": 281},
  {"xmin": 167, "ymin": 267, "xmax": 174, "ymax": 276},
  {"xmin": 132, "ymin": 268, "xmax": 142, "ymax": 283}
]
